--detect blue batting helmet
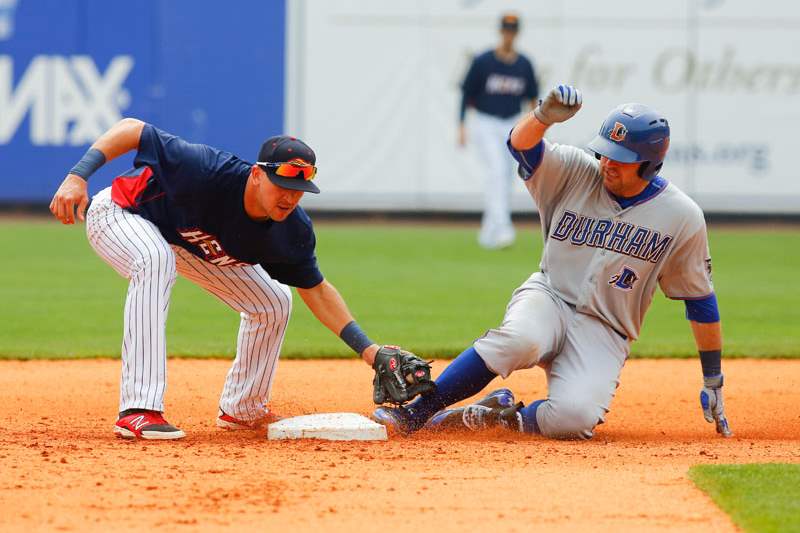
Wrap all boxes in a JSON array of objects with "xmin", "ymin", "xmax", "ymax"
[{"xmin": 587, "ymin": 103, "xmax": 670, "ymax": 181}]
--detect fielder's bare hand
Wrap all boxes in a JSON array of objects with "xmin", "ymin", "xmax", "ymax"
[
  {"xmin": 50, "ymin": 174, "xmax": 89, "ymax": 225},
  {"xmin": 533, "ymin": 84, "xmax": 583, "ymax": 125},
  {"xmin": 700, "ymin": 374, "xmax": 733, "ymax": 438}
]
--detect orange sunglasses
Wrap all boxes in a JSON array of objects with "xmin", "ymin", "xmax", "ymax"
[{"xmin": 257, "ymin": 159, "xmax": 317, "ymax": 181}]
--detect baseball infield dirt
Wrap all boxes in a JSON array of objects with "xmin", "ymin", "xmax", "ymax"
[{"xmin": 1, "ymin": 359, "xmax": 798, "ymax": 532}]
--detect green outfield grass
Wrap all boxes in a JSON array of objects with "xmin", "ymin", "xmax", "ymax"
[
  {"xmin": 1, "ymin": 219, "xmax": 799, "ymax": 359},
  {"xmin": 691, "ymin": 464, "xmax": 800, "ymax": 532}
]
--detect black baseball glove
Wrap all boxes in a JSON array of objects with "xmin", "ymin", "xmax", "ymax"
[{"xmin": 372, "ymin": 345, "xmax": 436, "ymax": 406}]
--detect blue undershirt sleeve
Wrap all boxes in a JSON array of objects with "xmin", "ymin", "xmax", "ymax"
[
  {"xmin": 506, "ymin": 136, "xmax": 544, "ymax": 180},
  {"xmin": 684, "ymin": 293, "xmax": 720, "ymax": 323}
]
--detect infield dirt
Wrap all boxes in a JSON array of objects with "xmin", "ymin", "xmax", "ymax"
[{"xmin": 1, "ymin": 359, "xmax": 798, "ymax": 532}]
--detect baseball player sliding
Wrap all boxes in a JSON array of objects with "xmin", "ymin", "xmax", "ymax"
[
  {"xmin": 50, "ymin": 119, "xmax": 433, "ymax": 440},
  {"xmin": 374, "ymin": 85, "xmax": 732, "ymax": 440},
  {"xmin": 459, "ymin": 13, "xmax": 539, "ymax": 249}
]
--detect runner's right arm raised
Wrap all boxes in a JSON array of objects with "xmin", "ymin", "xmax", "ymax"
[{"xmin": 509, "ymin": 85, "xmax": 582, "ymax": 150}]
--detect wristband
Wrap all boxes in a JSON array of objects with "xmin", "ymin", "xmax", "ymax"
[
  {"xmin": 339, "ymin": 321, "xmax": 374, "ymax": 355},
  {"xmin": 69, "ymin": 148, "xmax": 106, "ymax": 180},
  {"xmin": 532, "ymin": 105, "xmax": 551, "ymax": 126},
  {"xmin": 699, "ymin": 349, "xmax": 722, "ymax": 378}
]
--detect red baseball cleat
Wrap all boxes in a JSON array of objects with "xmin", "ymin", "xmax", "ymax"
[
  {"xmin": 114, "ymin": 410, "xmax": 186, "ymax": 440},
  {"xmin": 216, "ymin": 408, "xmax": 282, "ymax": 430}
]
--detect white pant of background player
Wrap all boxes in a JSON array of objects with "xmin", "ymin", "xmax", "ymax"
[
  {"xmin": 471, "ymin": 111, "xmax": 519, "ymax": 249},
  {"xmin": 475, "ymin": 272, "xmax": 630, "ymax": 439},
  {"xmin": 85, "ymin": 188, "xmax": 290, "ymax": 423}
]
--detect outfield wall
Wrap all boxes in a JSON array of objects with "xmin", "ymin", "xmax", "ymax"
[
  {"xmin": 288, "ymin": 0, "xmax": 800, "ymax": 214},
  {"xmin": 1, "ymin": 0, "xmax": 799, "ymax": 214}
]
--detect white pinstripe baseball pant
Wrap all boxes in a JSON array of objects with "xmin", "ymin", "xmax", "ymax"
[{"xmin": 85, "ymin": 187, "xmax": 291, "ymax": 422}]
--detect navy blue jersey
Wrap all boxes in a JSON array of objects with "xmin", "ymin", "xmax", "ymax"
[
  {"xmin": 108, "ymin": 124, "xmax": 324, "ymax": 289},
  {"xmin": 460, "ymin": 50, "xmax": 538, "ymax": 121}
]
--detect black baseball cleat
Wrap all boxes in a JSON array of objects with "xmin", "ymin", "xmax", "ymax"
[{"xmin": 425, "ymin": 388, "xmax": 519, "ymax": 431}]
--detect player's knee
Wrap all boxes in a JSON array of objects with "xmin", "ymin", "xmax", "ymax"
[
  {"xmin": 273, "ymin": 285, "xmax": 292, "ymax": 321},
  {"xmin": 537, "ymin": 397, "xmax": 603, "ymax": 440},
  {"xmin": 279, "ymin": 283, "xmax": 292, "ymax": 314},
  {"xmin": 245, "ymin": 284, "xmax": 292, "ymax": 323},
  {"xmin": 130, "ymin": 247, "xmax": 176, "ymax": 282},
  {"xmin": 501, "ymin": 326, "xmax": 549, "ymax": 366}
]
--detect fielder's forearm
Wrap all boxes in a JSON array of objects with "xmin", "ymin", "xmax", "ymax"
[
  {"xmin": 68, "ymin": 118, "xmax": 146, "ymax": 183},
  {"xmin": 297, "ymin": 280, "xmax": 355, "ymax": 335},
  {"xmin": 297, "ymin": 280, "xmax": 378, "ymax": 364},
  {"xmin": 91, "ymin": 117, "xmax": 146, "ymax": 163},
  {"xmin": 510, "ymin": 113, "xmax": 549, "ymax": 151},
  {"xmin": 459, "ymin": 91, "xmax": 469, "ymax": 124}
]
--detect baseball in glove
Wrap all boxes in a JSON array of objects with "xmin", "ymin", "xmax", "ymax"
[{"xmin": 372, "ymin": 345, "xmax": 436, "ymax": 406}]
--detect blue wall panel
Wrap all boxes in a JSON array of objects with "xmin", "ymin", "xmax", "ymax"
[{"xmin": 0, "ymin": 0, "xmax": 285, "ymax": 201}]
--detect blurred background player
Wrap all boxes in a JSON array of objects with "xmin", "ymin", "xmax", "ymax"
[{"xmin": 459, "ymin": 13, "xmax": 539, "ymax": 249}]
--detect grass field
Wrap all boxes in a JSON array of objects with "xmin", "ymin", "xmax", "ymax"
[
  {"xmin": 2, "ymin": 219, "xmax": 799, "ymax": 359},
  {"xmin": 691, "ymin": 464, "xmax": 800, "ymax": 533}
]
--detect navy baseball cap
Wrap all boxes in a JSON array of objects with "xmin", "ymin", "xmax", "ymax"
[
  {"xmin": 257, "ymin": 135, "xmax": 320, "ymax": 194},
  {"xmin": 500, "ymin": 14, "xmax": 520, "ymax": 31}
]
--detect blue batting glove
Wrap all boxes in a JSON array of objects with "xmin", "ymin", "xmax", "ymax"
[{"xmin": 699, "ymin": 374, "xmax": 733, "ymax": 438}]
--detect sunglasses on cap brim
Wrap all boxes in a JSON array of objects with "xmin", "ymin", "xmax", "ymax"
[{"xmin": 257, "ymin": 160, "xmax": 317, "ymax": 181}]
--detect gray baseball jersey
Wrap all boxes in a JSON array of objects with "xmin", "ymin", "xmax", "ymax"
[
  {"xmin": 526, "ymin": 140, "xmax": 713, "ymax": 340},
  {"xmin": 472, "ymin": 138, "xmax": 713, "ymax": 438}
]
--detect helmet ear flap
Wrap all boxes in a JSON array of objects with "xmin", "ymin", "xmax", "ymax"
[{"xmin": 637, "ymin": 161, "xmax": 663, "ymax": 180}]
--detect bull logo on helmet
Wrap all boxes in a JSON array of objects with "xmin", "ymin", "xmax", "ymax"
[{"xmin": 609, "ymin": 121, "xmax": 628, "ymax": 142}]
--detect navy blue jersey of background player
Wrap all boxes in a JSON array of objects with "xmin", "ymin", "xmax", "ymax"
[
  {"xmin": 109, "ymin": 124, "xmax": 322, "ymax": 289},
  {"xmin": 460, "ymin": 50, "xmax": 539, "ymax": 121}
]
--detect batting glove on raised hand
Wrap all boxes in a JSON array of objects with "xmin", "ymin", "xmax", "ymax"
[
  {"xmin": 700, "ymin": 374, "xmax": 733, "ymax": 438},
  {"xmin": 533, "ymin": 84, "xmax": 583, "ymax": 125}
]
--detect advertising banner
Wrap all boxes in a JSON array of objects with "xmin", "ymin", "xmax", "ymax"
[
  {"xmin": 288, "ymin": 0, "xmax": 800, "ymax": 213},
  {"xmin": 0, "ymin": 0, "xmax": 285, "ymax": 201}
]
